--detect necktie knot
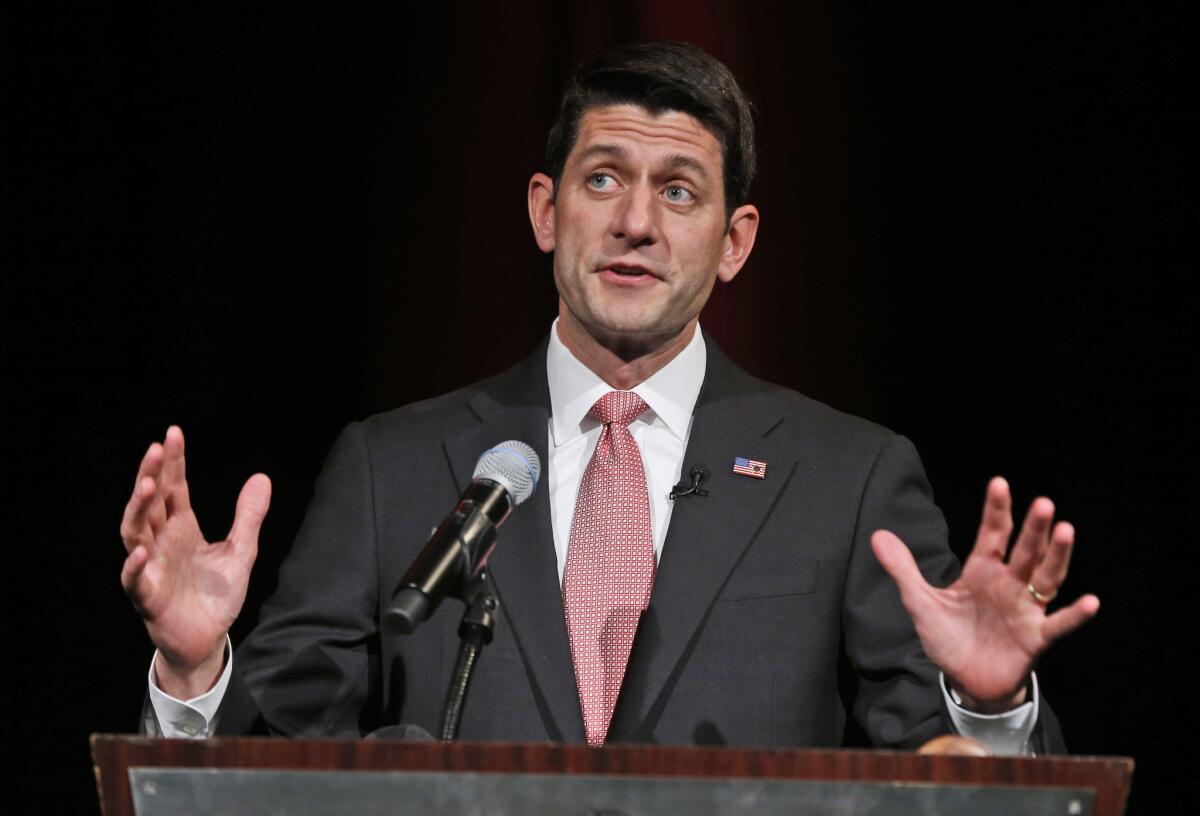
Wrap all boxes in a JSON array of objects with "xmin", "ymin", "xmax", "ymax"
[{"xmin": 591, "ymin": 391, "xmax": 648, "ymax": 428}]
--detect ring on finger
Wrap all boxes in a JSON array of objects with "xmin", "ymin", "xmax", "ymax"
[{"xmin": 1026, "ymin": 582, "xmax": 1057, "ymax": 605}]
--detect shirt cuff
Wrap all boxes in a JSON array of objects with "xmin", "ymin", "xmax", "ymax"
[
  {"xmin": 941, "ymin": 671, "xmax": 1039, "ymax": 756},
  {"xmin": 146, "ymin": 636, "xmax": 233, "ymax": 739}
]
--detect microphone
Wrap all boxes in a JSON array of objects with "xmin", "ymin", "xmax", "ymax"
[
  {"xmin": 383, "ymin": 441, "xmax": 541, "ymax": 635},
  {"xmin": 669, "ymin": 465, "xmax": 710, "ymax": 499}
]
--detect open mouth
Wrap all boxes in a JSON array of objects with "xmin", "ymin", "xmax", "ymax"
[{"xmin": 599, "ymin": 263, "xmax": 658, "ymax": 282}]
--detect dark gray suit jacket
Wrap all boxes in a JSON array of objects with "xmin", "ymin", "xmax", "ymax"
[{"xmin": 217, "ymin": 337, "xmax": 1064, "ymax": 751}]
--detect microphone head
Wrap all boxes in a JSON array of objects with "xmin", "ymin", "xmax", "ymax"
[{"xmin": 474, "ymin": 440, "xmax": 541, "ymax": 505}]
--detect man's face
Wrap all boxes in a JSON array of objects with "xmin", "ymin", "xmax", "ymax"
[{"xmin": 529, "ymin": 104, "xmax": 757, "ymax": 355}]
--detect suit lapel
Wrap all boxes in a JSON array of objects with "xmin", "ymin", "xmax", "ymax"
[
  {"xmin": 442, "ymin": 347, "xmax": 585, "ymax": 742},
  {"xmin": 439, "ymin": 337, "xmax": 797, "ymax": 743},
  {"xmin": 610, "ymin": 341, "xmax": 797, "ymax": 740}
]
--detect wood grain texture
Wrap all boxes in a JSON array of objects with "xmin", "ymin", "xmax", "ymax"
[{"xmin": 91, "ymin": 734, "xmax": 1134, "ymax": 816}]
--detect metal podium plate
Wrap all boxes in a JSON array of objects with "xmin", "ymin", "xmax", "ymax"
[{"xmin": 128, "ymin": 768, "xmax": 1094, "ymax": 816}]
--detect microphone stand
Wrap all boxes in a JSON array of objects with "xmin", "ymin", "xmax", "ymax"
[{"xmin": 438, "ymin": 570, "xmax": 499, "ymax": 742}]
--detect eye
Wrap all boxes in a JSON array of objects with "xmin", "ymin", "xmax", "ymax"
[
  {"xmin": 587, "ymin": 173, "xmax": 616, "ymax": 191},
  {"xmin": 664, "ymin": 185, "xmax": 695, "ymax": 204}
]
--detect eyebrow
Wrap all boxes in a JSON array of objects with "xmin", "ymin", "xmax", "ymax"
[
  {"xmin": 573, "ymin": 144, "xmax": 712, "ymax": 182},
  {"xmin": 664, "ymin": 153, "xmax": 710, "ymax": 181},
  {"xmin": 574, "ymin": 144, "xmax": 628, "ymax": 164}
]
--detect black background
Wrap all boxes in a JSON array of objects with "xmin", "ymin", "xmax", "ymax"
[{"xmin": 2, "ymin": 2, "xmax": 1196, "ymax": 812}]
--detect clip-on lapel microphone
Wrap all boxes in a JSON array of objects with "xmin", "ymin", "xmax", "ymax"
[{"xmin": 669, "ymin": 465, "xmax": 710, "ymax": 500}]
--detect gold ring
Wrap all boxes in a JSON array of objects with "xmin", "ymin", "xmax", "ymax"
[{"xmin": 1026, "ymin": 582, "xmax": 1057, "ymax": 605}]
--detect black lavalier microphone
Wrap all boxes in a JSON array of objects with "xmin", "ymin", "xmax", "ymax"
[
  {"xmin": 383, "ymin": 441, "xmax": 541, "ymax": 635},
  {"xmin": 669, "ymin": 465, "xmax": 710, "ymax": 500}
]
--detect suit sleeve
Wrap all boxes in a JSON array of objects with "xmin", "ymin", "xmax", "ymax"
[
  {"xmin": 215, "ymin": 421, "xmax": 384, "ymax": 736},
  {"xmin": 841, "ymin": 434, "xmax": 1066, "ymax": 753}
]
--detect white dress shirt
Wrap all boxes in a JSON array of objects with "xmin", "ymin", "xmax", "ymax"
[
  {"xmin": 148, "ymin": 319, "xmax": 1038, "ymax": 753},
  {"xmin": 546, "ymin": 318, "xmax": 706, "ymax": 582}
]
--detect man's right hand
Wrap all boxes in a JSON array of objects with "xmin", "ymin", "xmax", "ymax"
[{"xmin": 120, "ymin": 426, "xmax": 271, "ymax": 700}]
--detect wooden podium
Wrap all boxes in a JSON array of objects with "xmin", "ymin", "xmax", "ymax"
[{"xmin": 91, "ymin": 735, "xmax": 1133, "ymax": 815}]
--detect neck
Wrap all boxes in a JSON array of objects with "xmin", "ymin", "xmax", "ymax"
[{"xmin": 556, "ymin": 310, "xmax": 696, "ymax": 390}]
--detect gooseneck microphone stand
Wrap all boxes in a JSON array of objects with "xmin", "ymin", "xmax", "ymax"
[{"xmin": 438, "ymin": 571, "xmax": 499, "ymax": 741}]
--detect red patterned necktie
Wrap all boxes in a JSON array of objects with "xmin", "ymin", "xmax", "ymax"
[{"xmin": 563, "ymin": 390, "xmax": 656, "ymax": 747}]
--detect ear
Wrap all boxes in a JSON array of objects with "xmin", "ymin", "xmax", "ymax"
[
  {"xmin": 528, "ymin": 173, "xmax": 556, "ymax": 253},
  {"xmin": 716, "ymin": 204, "xmax": 760, "ymax": 284}
]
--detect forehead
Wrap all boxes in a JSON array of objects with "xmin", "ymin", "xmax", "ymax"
[{"xmin": 569, "ymin": 104, "xmax": 722, "ymax": 168}]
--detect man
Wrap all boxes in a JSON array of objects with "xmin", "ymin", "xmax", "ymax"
[{"xmin": 120, "ymin": 42, "xmax": 1097, "ymax": 751}]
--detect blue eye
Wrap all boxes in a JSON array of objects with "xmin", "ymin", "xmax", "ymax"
[
  {"xmin": 665, "ymin": 186, "xmax": 694, "ymax": 203},
  {"xmin": 588, "ymin": 174, "xmax": 615, "ymax": 190}
]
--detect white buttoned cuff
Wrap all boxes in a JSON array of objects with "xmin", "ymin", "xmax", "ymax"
[
  {"xmin": 941, "ymin": 671, "xmax": 1040, "ymax": 755},
  {"xmin": 144, "ymin": 636, "xmax": 233, "ymax": 738}
]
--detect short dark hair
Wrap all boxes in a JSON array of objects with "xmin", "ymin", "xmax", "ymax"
[{"xmin": 544, "ymin": 41, "xmax": 757, "ymax": 220}]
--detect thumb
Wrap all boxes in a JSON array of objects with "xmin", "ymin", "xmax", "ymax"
[
  {"xmin": 871, "ymin": 529, "xmax": 933, "ymax": 612},
  {"xmin": 228, "ymin": 473, "xmax": 272, "ymax": 552}
]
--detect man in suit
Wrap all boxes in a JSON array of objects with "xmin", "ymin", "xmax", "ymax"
[{"xmin": 121, "ymin": 42, "xmax": 1097, "ymax": 751}]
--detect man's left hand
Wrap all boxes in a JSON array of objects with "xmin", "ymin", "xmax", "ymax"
[{"xmin": 871, "ymin": 477, "xmax": 1100, "ymax": 713}]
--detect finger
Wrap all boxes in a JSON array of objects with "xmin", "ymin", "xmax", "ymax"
[
  {"xmin": 1028, "ymin": 521, "xmax": 1075, "ymax": 595},
  {"xmin": 120, "ymin": 476, "xmax": 158, "ymax": 554},
  {"xmin": 970, "ymin": 477, "xmax": 1013, "ymax": 561},
  {"xmin": 120, "ymin": 545, "xmax": 151, "ymax": 601},
  {"xmin": 1007, "ymin": 497, "xmax": 1055, "ymax": 581},
  {"xmin": 871, "ymin": 530, "xmax": 937, "ymax": 617},
  {"xmin": 132, "ymin": 440, "xmax": 165, "ymax": 490},
  {"xmin": 161, "ymin": 425, "xmax": 192, "ymax": 516},
  {"xmin": 131, "ymin": 439, "xmax": 170, "ymax": 533},
  {"xmin": 1041, "ymin": 594, "xmax": 1100, "ymax": 644},
  {"xmin": 121, "ymin": 442, "xmax": 165, "ymax": 550},
  {"xmin": 227, "ymin": 473, "xmax": 272, "ymax": 560},
  {"xmin": 146, "ymin": 482, "xmax": 168, "ymax": 536}
]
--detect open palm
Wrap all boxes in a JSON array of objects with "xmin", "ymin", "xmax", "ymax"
[
  {"xmin": 872, "ymin": 478, "xmax": 1099, "ymax": 711},
  {"xmin": 120, "ymin": 426, "xmax": 270, "ymax": 695}
]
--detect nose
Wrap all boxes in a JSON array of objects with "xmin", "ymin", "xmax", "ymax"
[{"xmin": 611, "ymin": 181, "xmax": 658, "ymax": 247}]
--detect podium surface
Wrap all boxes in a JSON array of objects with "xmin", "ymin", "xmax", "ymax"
[{"xmin": 91, "ymin": 735, "xmax": 1133, "ymax": 816}]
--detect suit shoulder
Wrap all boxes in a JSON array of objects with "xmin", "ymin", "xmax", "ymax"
[
  {"xmin": 356, "ymin": 347, "xmax": 546, "ymax": 445},
  {"xmin": 705, "ymin": 337, "xmax": 897, "ymax": 453},
  {"xmin": 734, "ymin": 374, "xmax": 929, "ymax": 504},
  {"xmin": 359, "ymin": 386, "xmax": 477, "ymax": 441},
  {"xmin": 721, "ymin": 362, "xmax": 896, "ymax": 451},
  {"xmin": 770, "ymin": 385, "xmax": 894, "ymax": 447}
]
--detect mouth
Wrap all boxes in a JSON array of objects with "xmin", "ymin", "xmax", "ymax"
[{"xmin": 596, "ymin": 263, "xmax": 660, "ymax": 285}]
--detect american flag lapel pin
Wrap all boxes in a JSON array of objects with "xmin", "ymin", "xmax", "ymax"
[{"xmin": 732, "ymin": 456, "xmax": 767, "ymax": 479}]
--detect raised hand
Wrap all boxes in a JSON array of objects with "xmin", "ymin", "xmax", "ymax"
[
  {"xmin": 119, "ymin": 426, "xmax": 271, "ymax": 699},
  {"xmin": 871, "ymin": 477, "xmax": 1100, "ymax": 712}
]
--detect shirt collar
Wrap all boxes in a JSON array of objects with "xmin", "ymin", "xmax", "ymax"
[{"xmin": 546, "ymin": 318, "xmax": 707, "ymax": 447}]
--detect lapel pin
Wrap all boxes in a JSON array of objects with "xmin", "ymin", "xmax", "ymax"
[{"xmin": 732, "ymin": 456, "xmax": 767, "ymax": 479}]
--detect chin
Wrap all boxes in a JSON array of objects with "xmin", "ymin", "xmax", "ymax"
[
  {"xmin": 593, "ymin": 319, "xmax": 692, "ymax": 348},
  {"xmin": 588, "ymin": 312, "xmax": 666, "ymax": 337}
]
